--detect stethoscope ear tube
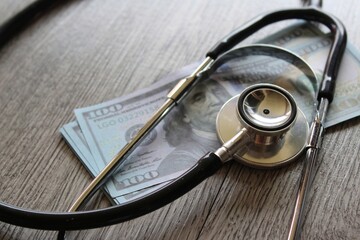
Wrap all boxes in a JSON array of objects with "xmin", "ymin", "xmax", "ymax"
[
  {"xmin": 206, "ymin": 7, "xmax": 347, "ymax": 103},
  {"xmin": 0, "ymin": 152, "xmax": 223, "ymax": 230}
]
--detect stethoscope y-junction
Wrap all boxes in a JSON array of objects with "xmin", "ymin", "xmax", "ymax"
[{"xmin": 0, "ymin": 4, "xmax": 347, "ymax": 240}]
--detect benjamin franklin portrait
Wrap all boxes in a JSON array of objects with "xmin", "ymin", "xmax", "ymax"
[{"xmin": 157, "ymin": 79, "xmax": 231, "ymax": 174}]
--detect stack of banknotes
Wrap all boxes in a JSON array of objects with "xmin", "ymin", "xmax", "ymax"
[{"xmin": 60, "ymin": 23, "xmax": 360, "ymax": 205}]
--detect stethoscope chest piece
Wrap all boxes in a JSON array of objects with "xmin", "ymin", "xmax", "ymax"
[{"xmin": 216, "ymin": 84, "xmax": 309, "ymax": 168}]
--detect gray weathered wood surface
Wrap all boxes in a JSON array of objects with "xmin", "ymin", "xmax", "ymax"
[{"xmin": 0, "ymin": 0, "xmax": 359, "ymax": 239}]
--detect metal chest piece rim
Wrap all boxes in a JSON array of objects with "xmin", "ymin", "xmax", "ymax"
[{"xmin": 216, "ymin": 83, "xmax": 309, "ymax": 168}]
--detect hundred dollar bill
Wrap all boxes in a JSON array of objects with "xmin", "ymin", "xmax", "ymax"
[
  {"xmin": 60, "ymin": 121, "xmax": 170, "ymax": 204},
  {"xmin": 67, "ymin": 23, "xmax": 360, "ymax": 201},
  {"xmin": 61, "ymin": 122, "xmax": 99, "ymax": 176}
]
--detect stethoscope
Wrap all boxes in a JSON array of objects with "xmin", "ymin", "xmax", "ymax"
[{"xmin": 0, "ymin": 3, "xmax": 347, "ymax": 240}]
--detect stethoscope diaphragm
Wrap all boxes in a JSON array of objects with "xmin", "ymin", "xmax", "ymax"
[{"xmin": 216, "ymin": 83, "xmax": 309, "ymax": 168}]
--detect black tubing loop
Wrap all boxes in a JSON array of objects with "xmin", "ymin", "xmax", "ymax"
[
  {"xmin": 206, "ymin": 7, "xmax": 347, "ymax": 103},
  {"xmin": 0, "ymin": 153, "xmax": 223, "ymax": 230},
  {"xmin": 0, "ymin": 5, "xmax": 347, "ymax": 233},
  {"xmin": 0, "ymin": 0, "xmax": 67, "ymax": 48}
]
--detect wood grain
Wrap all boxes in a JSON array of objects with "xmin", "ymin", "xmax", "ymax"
[{"xmin": 0, "ymin": 0, "xmax": 359, "ymax": 239}]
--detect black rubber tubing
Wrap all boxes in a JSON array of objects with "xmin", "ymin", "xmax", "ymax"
[
  {"xmin": 0, "ymin": 5, "xmax": 347, "ymax": 232},
  {"xmin": 0, "ymin": 0, "xmax": 65, "ymax": 47},
  {"xmin": 0, "ymin": 153, "xmax": 223, "ymax": 230}
]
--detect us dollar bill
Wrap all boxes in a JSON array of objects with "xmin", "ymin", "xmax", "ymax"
[
  {"xmin": 61, "ymin": 121, "xmax": 170, "ymax": 204},
  {"xmin": 63, "ymin": 23, "xmax": 360, "ymax": 203}
]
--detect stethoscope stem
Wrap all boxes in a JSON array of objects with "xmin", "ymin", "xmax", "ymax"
[
  {"xmin": 288, "ymin": 98, "xmax": 329, "ymax": 240},
  {"xmin": 68, "ymin": 57, "xmax": 214, "ymax": 212},
  {"xmin": 288, "ymin": 147, "xmax": 319, "ymax": 240}
]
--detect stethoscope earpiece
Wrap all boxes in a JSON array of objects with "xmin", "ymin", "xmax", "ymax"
[{"xmin": 216, "ymin": 83, "xmax": 309, "ymax": 168}]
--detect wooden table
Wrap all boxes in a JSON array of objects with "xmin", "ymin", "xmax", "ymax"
[{"xmin": 0, "ymin": 0, "xmax": 359, "ymax": 239}]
